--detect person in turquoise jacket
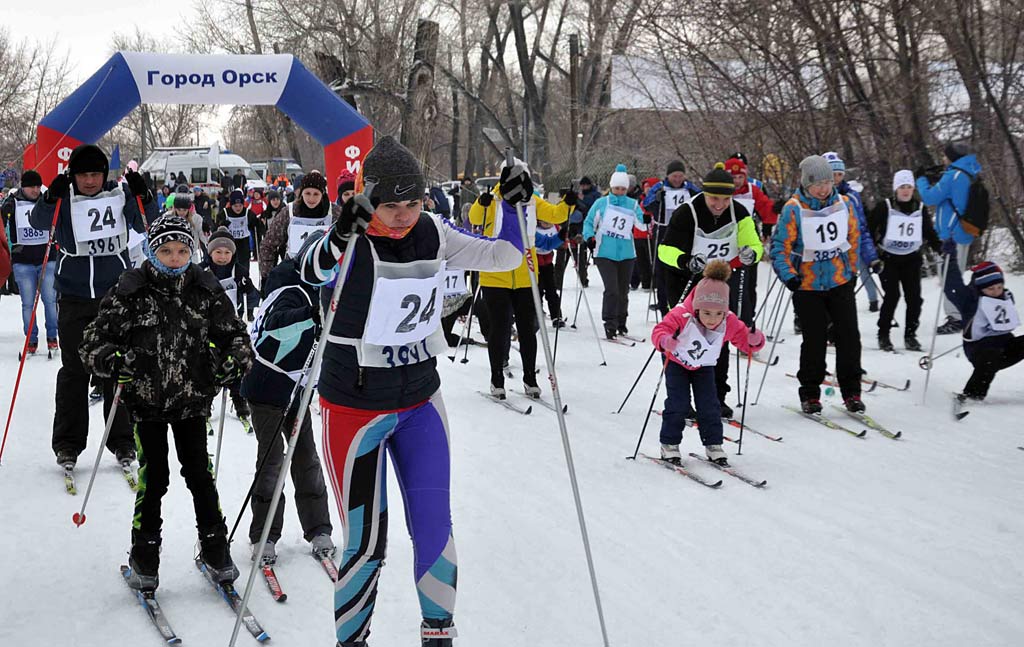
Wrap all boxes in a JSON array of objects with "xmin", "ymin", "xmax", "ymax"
[
  {"xmin": 584, "ymin": 164, "xmax": 647, "ymax": 338},
  {"xmin": 916, "ymin": 141, "xmax": 982, "ymax": 334}
]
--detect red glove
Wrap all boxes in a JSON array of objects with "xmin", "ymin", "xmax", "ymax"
[{"xmin": 660, "ymin": 336, "xmax": 680, "ymax": 354}]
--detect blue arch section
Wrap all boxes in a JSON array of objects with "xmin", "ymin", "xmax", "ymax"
[
  {"xmin": 40, "ymin": 53, "xmax": 141, "ymax": 144},
  {"xmin": 39, "ymin": 52, "xmax": 370, "ymax": 148}
]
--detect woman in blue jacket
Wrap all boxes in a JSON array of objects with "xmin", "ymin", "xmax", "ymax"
[
  {"xmin": 584, "ymin": 164, "xmax": 647, "ymax": 338},
  {"xmin": 917, "ymin": 141, "xmax": 982, "ymax": 334}
]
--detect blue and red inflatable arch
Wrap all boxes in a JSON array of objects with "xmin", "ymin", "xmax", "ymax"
[{"xmin": 26, "ymin": 52, "xmax": 373, "ymax": 200}]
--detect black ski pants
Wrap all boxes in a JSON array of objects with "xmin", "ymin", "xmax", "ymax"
[
  {"xmin": 878, "ymin": 253, "xmax": 923, "ymax": 336},
  {"xmin": 963, "ymin": 335, "xmax": 1024, "ymax": 398},
  {"xmin": 631, "ymin": 237, "xmax": 653, "ymax": 289},
  {"xmin": 792, "ymin": 280, "xmax": 862, "ymax": 400},
  {"xmin": 538, "ymin": 263, "xmax": 562, "ymax": 320},
  {"xmin": 595, "ymin": 257, "xmax": 634, "ymax": 329},
  {"xmin": 52, "ymin": 295, "xmax": 132, "ymax": 459},
  {"xmin": 133, "ymin": 416, "xmax": 225, "ymax": 537},
  {"xmin": 481, "ymin": 286, "xmax": 537, "ymax": 389},
  {"xmin": 248, "ymin": 402, "xmax": 332, "ymax": 544}
]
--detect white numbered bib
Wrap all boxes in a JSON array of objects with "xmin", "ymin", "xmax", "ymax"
[
  {"xmin": 442, "ymin": 269, "xmax": 468, "ymax": 297},
  {"xmin": 979, "ymin": 295, "xmax": 1019, "ymax": 333},
  {"xmin": 227, "ymin": 215, "xmax": 250, "ymax": 239},
  {"xmin": 882, "ymin": 202, "xmax": 923, "ymax": 255},
  {"xmin": 799, "ymin": 201, "xmax": 850, "ymax": 262},
  {"xmin": 127, "ymin": 229, "xmax": 147, "ymax": 268},
  {"xmin": 662, "ymin": 188, "xmax": 690, "ymax": 224},
  {"xmin": 672, "ymin": 316, "xmax": 725, "ymax": 369},
  {"xmin": 70, "ymin": 188, "xmax": 128, "ymax": 256},
  {"xmin": 14, "ymin": 200, "xmax": 47, "ymax": 246},
  {"xmin": 220, "ymin": 277, "xmax": 238, "ymax": 308},
  {"xmin": 287, "ymin": 209, "xmax": 330, "ymax": 258},
  {"xmin": 365, "ymin": 265, "xmax": 444, "ymax": 347},
  {"xmin": 598, "ymin": 204, "xmax": 635, "ymax": 241},
  {"xmin": 733, "ymin": 189, "xmax": 754, "ymax": 218}
]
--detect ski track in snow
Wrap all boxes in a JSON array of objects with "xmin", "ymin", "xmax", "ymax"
[{"xmin": 1, "ymin": 261, "xmax": 1022, "ymax": 646}]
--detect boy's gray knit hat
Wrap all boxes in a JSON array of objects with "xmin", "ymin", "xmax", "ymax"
[
  {"xmin": 800, "ymin": 155, "xmax": 834, "ymax": 189},
  {"xmin": 362, "ymin": 136, "xmax": 425, "ymax": 205}
]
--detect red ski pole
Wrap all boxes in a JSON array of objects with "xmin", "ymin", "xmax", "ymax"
[{"xmin": 1, "ymin": 196, "xmax": 63, "ymax": 464}]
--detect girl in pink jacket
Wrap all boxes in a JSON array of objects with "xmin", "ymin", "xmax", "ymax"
[{"xmin": 650, "ymin": 260, "xmax": 765, "ymax": 465}]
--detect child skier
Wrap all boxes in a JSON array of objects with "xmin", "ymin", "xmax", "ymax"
[
  {"xmin": 943, "ymin": 246, "xmax": 1024, "ymax": 400},
  {"xmin": 241, "ymin": 231, "xmax": 334, "ymax": 565},
  {"xmin": 535, "ymin": 219, "xmax": 565, "ymax": 327},
  {"xmin": 79, "ymin": 213, "xmax": 254, "ymax": 590},
  {"xmin": 651, "ymin": 260, "xmax": 765, "ymax": 466},
  {"xmin": 868, "ymin": 170, "xmax": 941, "ymax": 351},
  {"xmin": 201, "ymin": 227, "xmax": 253, "ymax": 427}
]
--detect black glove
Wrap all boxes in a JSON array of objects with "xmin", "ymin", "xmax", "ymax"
[
  {"xmin": 586, "ymin": 237, "xmax": 596, "ymax": 251},
  {"xmin": 214, "ymin": 354, "xmax": 243, "ymax": 386},
  {"xmin": 237, "ymin": 276, "xmax": 251, "ymax": 293},
  {"xmin": 46, "ymin": 174, "xmax": 70, "ymax": 203},
  {"xmin": 99, "ymin": 349, "xmax": 136, "ymax": 382},
  {"xmin": 309, "ymin": 303, "xmax": 322, "ymax": 328},
  {"xmin": 785, "ymin": 276, "xmax": 801, "ymax": 292},
  {"xmin": 331, "ymin": 193, "xmax": 374, "ymax": 248},
  {"xmin": 869, "ymin": 259, "xmax": 883, "ymax": 274},
  {"xmin": 499, "ymin": 163, "xmax": 533, "ymax": 205},
  {"xmin": 561, "ymin": 189, "xmax": 578, "ymax": 207},
  {"xmin": 686, "ymin": 254, "xmax": 707, "ymax": 274},
  {"xmin": 125, "ymin": 170, "xmax": 149, "ymax": 200},
  {"xmin": 914, "ymin": 165, "xmax": 926, "ymax": 180},
  {"xmin": 941, "ymin": 238, "xmax": 957, "ymax": 256},
  {"xmin": 477, "ymin": 192, "xmax": 493, "ymax": 208}
]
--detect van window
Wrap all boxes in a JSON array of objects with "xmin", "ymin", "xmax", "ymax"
[
  {"xmin": 191, "ymin": 168, "xmax": 208, "ymax": 183},
  {"xmin": 211, "ymin": 168, "xmax": 221, "ymax": 181}
]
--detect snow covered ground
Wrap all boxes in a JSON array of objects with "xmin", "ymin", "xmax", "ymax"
[{"xmin": 1, "ymin": 261, "xmax": 1022, "ymax": 647}]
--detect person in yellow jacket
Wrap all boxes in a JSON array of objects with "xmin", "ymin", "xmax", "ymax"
[{"xmin": 469, "ymin": 159, "xmax": 575, "ymax": 399}]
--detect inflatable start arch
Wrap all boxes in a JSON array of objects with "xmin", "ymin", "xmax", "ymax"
[{"xmin": 27, "ymin": 52, "xmax": 373, "ymax": 200}]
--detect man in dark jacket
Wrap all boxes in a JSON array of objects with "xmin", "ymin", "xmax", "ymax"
[
  {"xmin": 30, "ymin": 145, "xmax": 158, "ymax": 468},
  {"xmin": 241, "ymin": 233, "xmax": 334, "ymax": 564},
  {"xmin": 643, "ymin": 161, "xmax": 701, "ymax": 314}
]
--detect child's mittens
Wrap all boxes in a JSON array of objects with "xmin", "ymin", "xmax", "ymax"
[
  {"xmin": 747, "ymin": 328, "xmax": 766, "ymax": 350},
  {"xmin": 659, "ymin": 335, "xmax": 680, "ymax": 355}
]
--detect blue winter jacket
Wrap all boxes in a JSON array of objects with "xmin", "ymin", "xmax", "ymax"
[
  {"xmin": 642, "ymin": 179, "xmax": 701, "ymax": 211},
  {"xmin": 583, "ymin": 194, "xmax": 645, "ymax": 261},
  {"xmin": 570, "ymin": 186, "xmax": 602, "ymax": 224},
  {"xmin": 916, "ymin": 154, "xmax": 982, "ymax": 245},
  {"xmin": 836, "ymin": 181, "xmax": 878, "ymax": 264}
]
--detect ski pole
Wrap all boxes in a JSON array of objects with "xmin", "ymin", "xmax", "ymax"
[
  {"xmin": 230, "ymin": 180, "xmax": 376, "ymax": 647},
  {"xmin": 569, "ymin": 244, "xmax": 607, "ymax": 366},
  {"xmin": 628, "ymin": 352, "xmax": 671, "ymax": 461},
  {"xmin": 922, "ymin": 254, "xmax": 950, "ymax": 404},
  {"xmin": 918, "ymin": 343, "xmax": 963, "ymax": 370},
  {"xmin": 449, "ymin": 278, "xmax": 482, "ymax": 363},
  {"xmin": 753, "ymin": 272, "xmax": 781, "ymax": 328},
  {"xmin": 212, "ymin": 388, "xmax": 228, "ymax": 484},
  {"xmin": 760, "ymin": 279, "xmax": 786, "ymax": 345},
  {"xmin": 72, "ymin": 382, "xmax": 125, "ymax": 527},
  {"xmin": 753, "ymin": 290, "xmax": 792, "ymax": 405},
  {"xmin": 734, "ymin": 267, "xmax": 750, "ymax": 455},
  {"xmin": 504, "ymin": 149, "xmax": 610, "ymax": 647},
  {"xmin": 613, "ymin": 267, "xmax": 703, "ymax": 414},
  {"xmin": 1, "ymin": 196, "xmax": 63, "ymax": 465}
]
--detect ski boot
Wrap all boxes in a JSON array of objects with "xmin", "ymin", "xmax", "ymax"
[
  {"xmin": 659, "ymin": 443, "xmax": 682, "ymax": 465},
  {"xmin": 489, "ymin": 384, "xmax": 507, "ymax": 400},
  {"xmin": 207, "ymin": 418, "xmax": 215, "ymax": 435},
  {"xmin": 800, "ymin": 398, "xmax": 822, "ymax": 415},
  {"xmin": 126, "ymin": 531, "xmax": 161, "ymax": 591},
  {"xmin": 719, "ymin": 402, "xmax": 734, "ymax": 420},
  {"xmin": 115, "ymin": 447, "xmax": 136, "ymax": 465},
  {"xmin": 252, "ymin": 540, "xmax": 277, "ymax": 566},
  {"xmin": 421, "ymin": 618, "xmax": 457, "ymax": 646},
  {"xmin": 793, "ymin": 316, "xmax": 802, "ymax": 335},
  {"xmin": 936, "ymin": 316, "xmax": 963, "ymax": 335},
  {"xmin": 604, "ymin": 324, "xmax": 617, "ymax": 339},
  {"xmin": 27, "ymin": 341, "xmax": 39, "ymax": 356},
  {"xmin": 869, "ymin": 300, "xmax": 879, "ymax": 312},
  {"xmin": 199, "ymin": 527, "xmax": 239, "ymax": 584},
  {"xmin": 523, "ymin": 383, "xmax": 541, "ymax": 399},
  {"xmin": 551, "ymin": 317, "xmax": 566, "ymax": 329},
  {"xmin": 878, "ymin": 332, "xmax": 894, "ymax": 352},
  {"xmin": 843, "ymin": 395, "xmax": 866, "ymax": 413},
  {"xmin": 904, "ymin": 333, "xmax": 922, "ymax": 352},
  {"xmin": 56, "ymin": 450, "xmax": 77, "ymax": 469},
  {"xmin": 311, "ymin": 534, "xmax": 337, "ymax": 560},
  {"xmin": 705, "ymin": 444, "xmax": 729, "ymax": 466},
  {"xmin": 47, "ymin": 338, "xmax": 59, "ymax": 352},
  {"xmin": 618, "ymin": 324, "xmax": 629, "ymax": 336},
  {"xmin": 232, "ymin": 396, "xmax": 253, "ymax": 433}
]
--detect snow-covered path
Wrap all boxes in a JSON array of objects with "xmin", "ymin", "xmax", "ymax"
[{"xmin": 1, "ymin": 261, "xmax": 1021, "ymax": 647}]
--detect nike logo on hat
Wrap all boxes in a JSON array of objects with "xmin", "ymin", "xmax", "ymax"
[{"xmin": 394, "ymin": 184, "xmax": 415, "ymax": 195}]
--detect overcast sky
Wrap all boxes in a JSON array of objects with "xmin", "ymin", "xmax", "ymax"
[{"xmin": 11, "ymin": 1, "xmax": 230, "ymax": 142}]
